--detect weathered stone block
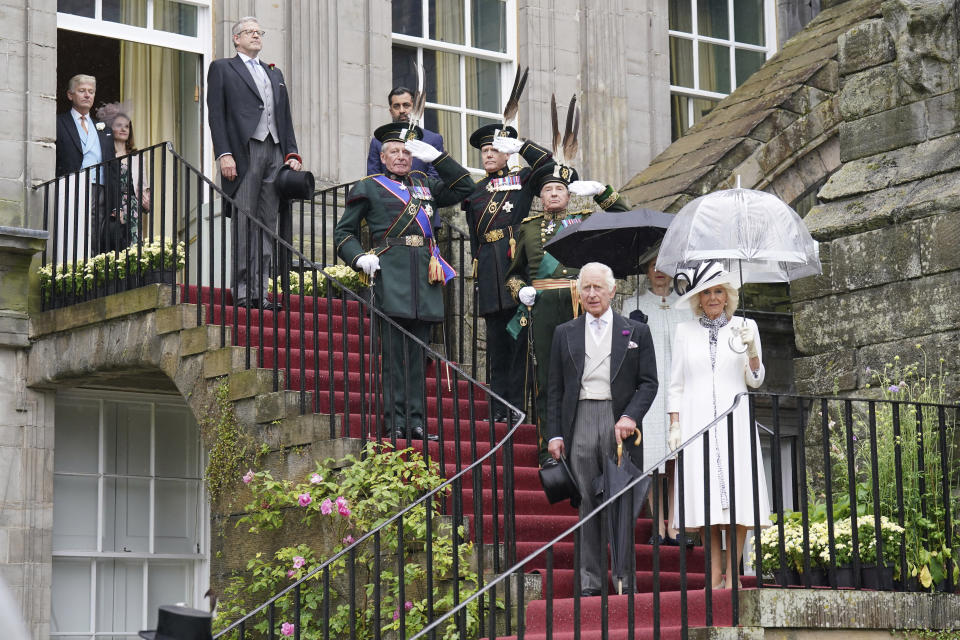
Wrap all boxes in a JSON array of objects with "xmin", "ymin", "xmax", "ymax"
[
  {"xmin": 885, "ymin": 0, "xmax": 959, "ymax": 97},
  {"xmin": 227, "ymin": 368, "xmax": 282, "ymax": 401},
  {"xmin": 837, "ymin": 18, "xmax": 894, "ymax": 76},
  {"xmin": 312, "ymin": 437, "xmax": 363, "ymax": 468},
  {"xmin": 179, "ymin": 325, "xmax": 230, "ymax": 356},
  {"xmin": 923, "ymin": 90, "xmax": 960, "ymax": 139},
  {"xmin": 258, "ymin": 413, "xmax": 339, "ymax": 448},
  {"xmin": 254, "ymin": 390, "xmax": 311, "ymax": 423},
  {"xmin": 838, "ymin": 101, "xmax": 927, "ymax": 162},
  {"xmin": 856, "ymin": 330, "xmax": 960, "ymax": 401},
  {"xmin": 805, "ymin": 184, "xmax": 908, "ymax": 240},
  {"xmin": 103, "ymin": 284, "xmax": 173, "ymax": 320},
  {"xmin": 29, "ymin": 298, "xmax": 105, "ymax": 337},
  {"xmin": 794, "ymin": 348, "xmax": 859, "ymax": 395},
  {"xmin": 838, "ymin": 63, "xmax": 901, "ymax": 121},
  {"xmin": 155, "ymin": 304, "xmax": 200, "ymax": 335},
  {"xmin": 829, "ymin": 222, "xmax": 920, "ymax": 290},
  {"xmin": 203, "ymin": 346, "xmax": 251, "ymax": 378},
  {"xmin": 918, "ymin": 210, "xmax": 960, "ymax": 275},
  {"xmin": 793, "ymin": 270, "xmax": 960, "ymax": 355}
]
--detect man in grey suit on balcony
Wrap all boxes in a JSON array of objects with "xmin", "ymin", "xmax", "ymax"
[{"xmin": 207, "ymin": 16, "xmax": 303, "ymax": 310}]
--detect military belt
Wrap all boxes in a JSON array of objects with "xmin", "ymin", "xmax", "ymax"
[
  {"xmin": 385, "ymin": 235, "xmax": 425, "ymax": 247},
  {"xmin": 531, "ymin": 278, "xmax": 577, "ymax": 290},
  {"xmin": 481, "ymin": 228, "xmax": 505, "ymax": 243}
]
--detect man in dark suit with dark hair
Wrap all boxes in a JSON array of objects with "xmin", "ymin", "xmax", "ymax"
[
  {"xmin": 546, "ymin": 261, "xmax": 658, "ymax": 596},
  {"xmin": 366, "ymin": 87, "xmax": 445, "ymax": 178},
  {"xmin": 55, "ymin": 73, "xmax": 117, "ymax": 253},
  {"xmin": 207, "ymin": 16, "xmax": 303, "ymax": 310}
]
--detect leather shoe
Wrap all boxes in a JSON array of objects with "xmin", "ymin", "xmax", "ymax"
[
  {"xmin": 386, "ymin": 426, "xmax": 438, "ymax": 441},
  {"xmin": 648, "ymin": 533, "xmax": 665, "ymax": 545},
  {"xmin": 261, "ymin": 300, "xmax": 283, "ymax": 312},
  {"xmin": 580, "ymin": 588, "xmax": 601, "ymax": 597}
]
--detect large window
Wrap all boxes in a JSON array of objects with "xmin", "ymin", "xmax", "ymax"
[
  {"xmin": 51, "ymin": 391, "xmax": 207, "ymax": 639},
  {"xmin": 392, "ymin": 0, "xmax": 516, "ymax": 170},
  {"xmin": 668, "ymin": 0, "xmax": 776, "ymax": 139}
]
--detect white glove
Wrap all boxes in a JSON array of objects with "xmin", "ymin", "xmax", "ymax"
[
  {"xmin": 492, "ymin": 136, "xmax": 524, "ymax": 154},
  {"xmin": 567, "ymin": 180, "xmax": 606, "ymax": 197},
  {"xmin": 667, "ymin": 421, "xmax": 682, "ymax": 452},
  {"xmin": 355, "ymin": 254, "xmax": 380, "ymax": 276},
  {"xmin": 739, "ymin": 324, "xmax": 759, "ymax": 358},
  {"xmin": 518, "ymin": 286, "xmax": 537, "ymax": 306},
  {"xmin": 405, "ymin": 139, "xmax": 442, "ymax": 163}
]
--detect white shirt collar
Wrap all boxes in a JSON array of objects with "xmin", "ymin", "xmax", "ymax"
[
  {"xmin": 238, "ymin": 51, "xmax": 260, "ymax": 66},
  {"xmin": 71, "ymin": 107, "xmax": 91, "ymax": 123},
  {"xmin": 587, "ymin": 306, "xmax": 613, "ymax": 326},
  {"xmin": 585, "ymin": 306, "xmax": 613, "ymax": 343}
]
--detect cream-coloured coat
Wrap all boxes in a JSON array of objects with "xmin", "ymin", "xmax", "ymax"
[{"xmin": 667, "ymin": 317, "xmax": 771, "ymax": 528}]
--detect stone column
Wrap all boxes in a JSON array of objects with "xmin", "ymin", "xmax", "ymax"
[{"xmin": 0, "ymin": 226, "xmax": 52, "ymax": 638}]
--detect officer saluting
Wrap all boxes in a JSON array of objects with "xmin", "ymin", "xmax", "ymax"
[
  {"xmin": 462, "ymin": 67, "xmax": 553, "ymax": 422},
  {"xmin": 504, "ymin": 95, "xmax": 630, "ymax": 466},
  {"xmin": 335, "ymin": 120, "xmax": 475, "ymax": 440}
]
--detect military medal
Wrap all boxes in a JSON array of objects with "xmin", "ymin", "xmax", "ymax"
[
  {"xmin": 423, "ymin": 204, "xmax": 434, "ymax": 217},
  {"xmin": 487, "ymin": 174, "xmax": 522, "ymax": 192},
  {"xmin": 411, "ymin": 185, "xmax": 433, "ymax": 200},
  {"xmin": 397, "ymin": 183, "xmax": 407, "ymax": 190},
  {"xmin": 519, "ymin": 316, "xmax": 528, "ymax": 327},
  {"xmin": 503, "ymin": 202, "xmax": 514, "ymax": 213}
]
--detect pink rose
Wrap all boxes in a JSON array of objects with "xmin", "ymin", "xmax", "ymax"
[
  {"xmin": 280, "ymin": 622, "xmax": 295, "ymax": 636},
  {"xmin": 310, "ymin": 473, "xmax": 323, "ymax": 484},
  {"xmin": 242, "ymin": 469, "xmax": 255, "ymax": 484},
  {"xmin": 297, "ymin": 493, "xmax": 312, "ymax": 507},
  {"xmin": 292, "ymin": 556, "xmax": 305, "ymax": 569},
  {"xmin": 287, "ymin": 569, "xmax": 295, "ymax": 578},
  {"xmin": 320, "ymin": 498, "xmax": 333, "ymax": 515},
  {"xmin": 342, "ymin": 535, "xmax": 355, "ymax": 545},
  {"xmin": 336, "ymin": 496, "xmax": 351, "ymax": 517},
  {"xmin": 404, "ymin": 601, "xmax": 413, "ymax": 611},
  {"xmin": 392, "ymin": 608, "xmax": 400, "ymax": 621}
]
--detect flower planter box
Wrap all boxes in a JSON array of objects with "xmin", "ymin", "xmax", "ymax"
[{"xmin": 860, "ymin": 565, "xmax": 894, "ymax": 590}]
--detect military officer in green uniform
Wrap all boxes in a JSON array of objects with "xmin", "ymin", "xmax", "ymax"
[
  {"xmin": 462, "ymin": 124, "xmax": 552, "ymax": 421},
  {"xmin": 335, "ymin": 122, "xmax": 475, "ymax": 440},
  {"xmin": 505, "ymin": 162, "xmax": 629, "ymax": 465}
]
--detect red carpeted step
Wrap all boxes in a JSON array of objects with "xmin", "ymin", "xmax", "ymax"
[
  {"xmin": 499, "ymin": 626, "xmax": 686, "ymax": 640},
  {"xmin": 181, "ymin": 285, "xmax": 363, "ymax": 316},
  {"xmin": 531, "ymin": 570, "xmax": 757, "ymax": 600},
  {"xmin": 343, "ymin": 414, "xmax": 536, "ymax": 442},
  {"xmin": 207, "ymin": 304, "xmax": 368, "ymax": 333},
  {"xmin": 308, "ymin": 388, "xmax": 492, "ymax": 417},
  {"xmin": 480, "ymin": 514, "xmax": 655, "ymax": 546},
  {"xmin": 514, "ymin": 542, "xmax": 707, "ymax": 574}
]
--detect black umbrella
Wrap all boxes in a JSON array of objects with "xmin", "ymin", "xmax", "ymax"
[
  {"xmin": 592, "ymin": 431, "xmax": 652, "ymax": 594},
  {"xmin": 542, "ymin": 208, "xmax": 673, "ymax": 278}
]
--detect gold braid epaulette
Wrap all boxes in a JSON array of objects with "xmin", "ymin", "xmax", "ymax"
[
  {"xmin": 521, "ymin": 213, "xmax": 543, "ymax": 223},
  {"xmin": 597, "ymin": 189, "xmax": 620, "ymax": 210}
]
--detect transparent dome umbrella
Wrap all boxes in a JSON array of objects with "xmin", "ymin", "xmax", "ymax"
[{"xmin": 655, "ymin": 183, "xmax": 821, "ymax": 350}]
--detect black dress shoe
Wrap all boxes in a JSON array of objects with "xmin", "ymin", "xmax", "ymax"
[
  {"xmin": 409, "ymin": 425, "xmax": 438, "ymax": 441},
  {"xmin": 581, "ymin": 588, "xmax": 602, "ymax": 597},
  {"xmin": 664, "ymin": 534, "xmax": 696, "ymax": 548},
  {"xmin": 261, "ymin": 300, "xmax": 282, "ymax": 312},
  {"xmin": 648, "ymin": 533, "xmax": 665, "ymax": 545}
]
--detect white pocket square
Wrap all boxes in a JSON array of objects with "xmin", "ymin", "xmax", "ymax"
[{"xmin": 627, "ymin": 341, "xmax": 639, "ymax": 349}]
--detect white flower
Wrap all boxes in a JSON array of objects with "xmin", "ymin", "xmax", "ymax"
[{"xmin": 96, "ymin": 121, "xmax": 106, "ymax": 131}]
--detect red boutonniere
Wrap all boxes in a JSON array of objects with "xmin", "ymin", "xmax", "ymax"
[
  {"xmin": 621, "ymin": 329, "xmax": 631, "ymax": 336},
  {"xmin": 268, "ymin": 63, "xmax": 276, "ymax": 70}
]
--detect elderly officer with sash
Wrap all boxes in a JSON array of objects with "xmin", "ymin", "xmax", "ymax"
[
  {"xmin": 462, "ymin": 123, "xmax": 552, "ymax": 421},
  {"xmin": 335, "ymin": 122, "xmax": 474, "ymax": 440},
  {"xmin": 504, "ymin": 157, "xmax": 629, "ymax": 466}
]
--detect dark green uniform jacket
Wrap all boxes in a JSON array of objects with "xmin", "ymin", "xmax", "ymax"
[
  {"xmin": 462, "ymin": 140, "xmax": 552, "ymax": 316},
  {"xmin": 334, "ymin": 153, "xmax": 475, "ymax": 322}
]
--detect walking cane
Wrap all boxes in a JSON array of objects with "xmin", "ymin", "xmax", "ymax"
[{"xmin": 368, "ymin": 271, "xmax": 378, "ymax": 440}]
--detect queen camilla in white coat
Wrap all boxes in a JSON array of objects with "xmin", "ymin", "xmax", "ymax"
[{"xmin": 665, "ymin": 260, "xmax": 770, "ymax": 590}]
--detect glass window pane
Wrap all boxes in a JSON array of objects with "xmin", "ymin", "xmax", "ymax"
[
  {"xmin": 392, "ymin": 44, "xmax": 420, "ymax": 99},
  {"xmin": 103, "ymin": 477, "xmax": 150, "ymax": 553},
  {"xmin": 472, "ymin": 0, "xmax": 506, "ymax": 52},
  {"xmin": 425, "ymin": 50, "xmax": 460, "ymax": 108},
  {"xmin": 698, "ymin": 42, "xmax": 731, "ymax": 93},
  {"xmin": 429, "ymin": 0, "xmax": 465, "ymax": 45},
  {"xmin": 58, "ymin": 0, "xmax": 95, "ymax": 18},
  {"xmin": 155, "ymin": 479, "xmax": 200, "ymax": 554},
  {"xmin": 697, "ymin": 0, "xmax": 729, "ymax": 39},
  {"xmin": 54, "ymin": 475, "xmax": 98, "ymax": 551},
  {"xmin": 466, "ymin": 114, "xmax": 500, "ymax": 168},
  {"xmin": 669, "ymin": 0, "xmax": 692, "ymax": 32},
  {"xmin": 734, "ymin": 0, "xmax": 765, "ymax": 45},
  {"xmin": 429, "ymin": 108, "xmax": 461, "ymax": 166},
  {"xmin": 155, "ymin": 405, "xmax": 198, "ymax": 478},
  {"xmin": 147, "ymin": 561, "xmax": 194, "ymax": 627},
  {"xmin": 154, "ymin": 0, "xmax": 198, "ymax": 37},
  {"xmin": 465, "ymin": 58, "xmax": 500, "ymax": 113},
  {"xmin": 52, "ymin": 559, "xmax": 92, "ymax": 632},
  {"xmin": 104, "ymin": 403, "xmax": 151, "ymax": 476},
  {"xmin": 55, "ymin": 397, "xmax": 100, "ymax": 474},
  {"xmin": 670, "ymin": 94, "xmax": 690, "ymax": 140},
  {"xmin": 102, "ymin": 0, "xmax": 147, "ymax": 28},
  {"xmin": 692, "ymin": 97, "xmax": 719, "ymax": 125},
  {"xmin": 393, "ymin": 0, "xmax": 423, "ymax": 37},
  {"xmin": 96, "ymin": 559, "xmax": 143, "ymax": 633},
  {"xmin": 736, "ymin": 48, "xmax": 767, "ymax": 85},
  {"xmin": 669, "ymin": 37, "xmax": 694, "ymax": 88}
]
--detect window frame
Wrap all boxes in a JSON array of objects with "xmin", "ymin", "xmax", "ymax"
[
  {"xmin": 668, "ymin": 0, "xmax": 777, "ymax": 135},
  {"xmin": 51, "ymin": 389, "xmax": 208, "ymax": 639},
  {"xmin": 57, "ymin": 0, "xmax": 212, "ymax": 54},
  {"xmin": 391, "ymin": 0, "xmax": 518, "ymax": 171}
]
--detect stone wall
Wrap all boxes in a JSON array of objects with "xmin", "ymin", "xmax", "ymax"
[{"xmin": 796, "ymin": 0, "xmax": 960, "ymax": 399}]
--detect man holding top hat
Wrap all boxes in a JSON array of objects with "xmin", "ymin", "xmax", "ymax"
[
  {"xmin": 462, "ymin": 68, "xmax": 553, "ymax": 422},
  {"xmin": 504, "ymin": 95, "xmax": 630, "ymax": 467},
  {"xmin": 335, "ymin": 121, "xmax": 474, "ymax": 440}
]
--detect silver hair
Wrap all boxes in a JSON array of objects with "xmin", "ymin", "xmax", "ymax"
[
  {"xmin": 232, "ymin": 16, "xmax": 261, "ymax": 44},
  {"xmin": 577, "ymin": 262, "xmax": 616, "ymax": 293},
  {"xmin": 690, "ymin": 282, "xmax": 740, "ymax": 317},
  {"xmin": 67, "ymin": 74, "xmax": 96, "ymax": 92}
]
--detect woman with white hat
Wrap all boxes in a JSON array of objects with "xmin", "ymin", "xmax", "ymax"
[{"xmin": 665, "ymin": 260, "xmax": 771, "ymax": 590}]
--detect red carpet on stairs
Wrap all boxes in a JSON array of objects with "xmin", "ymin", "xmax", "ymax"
[{"xmin": 187, "ymin": 287, "xmax": 743, "ymax": 638}]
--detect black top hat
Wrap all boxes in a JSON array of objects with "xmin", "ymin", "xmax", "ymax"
[
  {"xmin": 530, "ymin": 162, "xmax": 580, "ymax": 195},
  {"xmin": 274, "ymin": 165, "xmax": 316, "ymax": 201},
  {"xmin": 469, "ymin": 124, "xmax": 518, "ymax": 150},
  {"xmin": 374, "ymin": 122, "xmax": 424, "ymax": 144},
  {"xmin": 139, "ymin": 605, "xmax": 212, "ymax": 640},
  {"xmin": 539, "ymin": 456, "xmax": 581, "ymax": 508}
]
